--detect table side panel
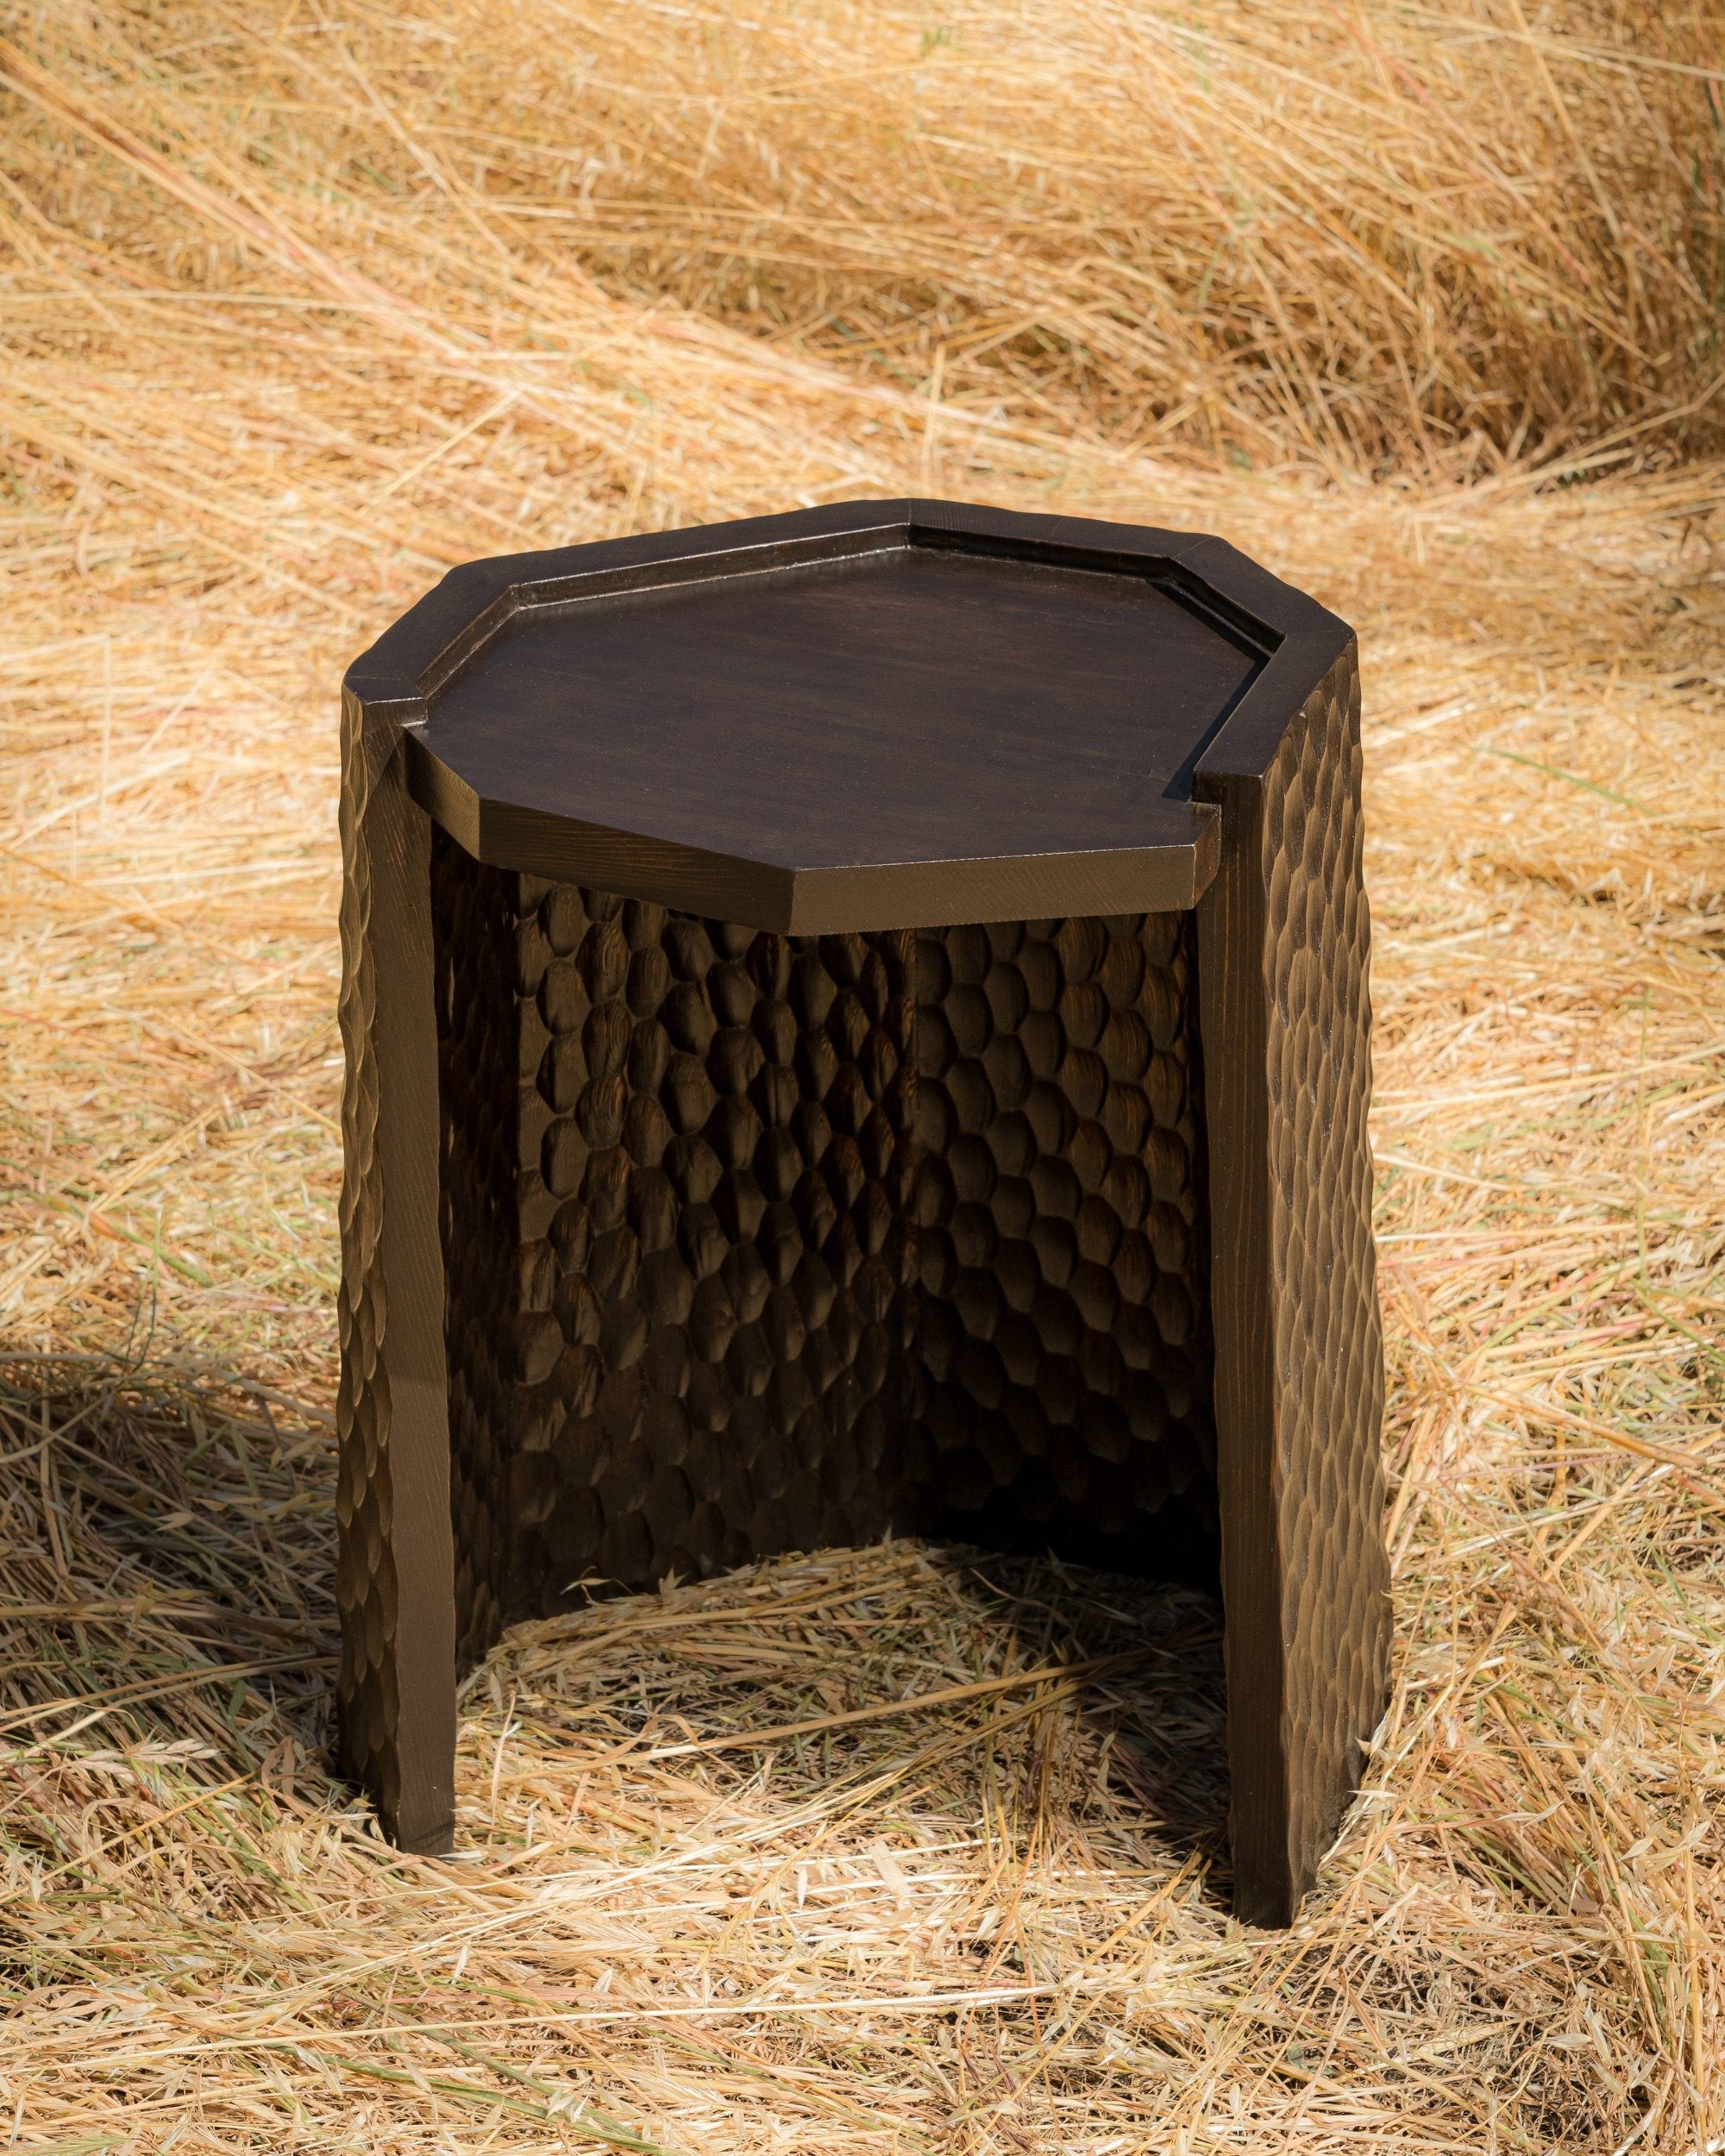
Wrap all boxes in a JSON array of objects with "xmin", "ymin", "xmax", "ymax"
[
  {"xmin": 1262, "ymin": 653, "xmax": 1390, "ymax": 1905},
  {"xmin": 432, "ymin": 854, "xmax": 928, "ymax": 1639},
  {"xmin": 432, "ymin": 833, "xmax": 529, "ymax": 1667},
  {"xmin": 1197, "ymin": 645, "xmax": 1389, "ymax": 1925},
  {"xmin": 913, "ymin": 916, "xmax": 1220, "ymax": 1580},
  {"xmin": 336, "ymin": 704, "xmax": 459, "ymax": 1854}
]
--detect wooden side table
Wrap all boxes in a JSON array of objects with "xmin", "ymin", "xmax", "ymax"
[{"xmin": 337, "ymin": 499, "xmax": 1389, "ymax": 1925}]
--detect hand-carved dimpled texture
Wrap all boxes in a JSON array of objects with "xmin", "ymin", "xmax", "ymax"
[
  {"xmin": 430, "ymin": 849, "xmax": 924, "ymax": 1658},
  {"xmin": 334, "ymin": 697, "xmax": 400, "ymax": 1827},
  {"xmin": 1262, "ymin": 651, "xmax": 1390, "ymax": 1890},
  {"xmin": 913, "ymin": 915, "xmax": 1218, "ymax": 1574},
  {"xmin": 430, "ymin": 832, "xmax": 525, "ymax": 1668}
]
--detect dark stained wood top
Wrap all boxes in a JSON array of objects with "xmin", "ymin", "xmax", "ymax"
[{"xmin": 346, "ymin": 500, "xmax": 1353, "ymax": 931}]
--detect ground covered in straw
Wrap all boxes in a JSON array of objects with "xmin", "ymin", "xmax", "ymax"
[{"xmin": 2, "ymin": 4, "xmax": 1723, "ymax": 2151}]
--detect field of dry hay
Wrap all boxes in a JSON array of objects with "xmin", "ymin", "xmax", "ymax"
[{"xmin": 2, "ymin": 3, "xmax": 1723, "ymax": 2151}]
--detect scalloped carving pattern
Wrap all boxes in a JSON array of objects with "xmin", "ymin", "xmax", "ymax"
[
  {"xmin": 431, "ymin": 849, "xmax": 925, "ymax": 1651},
  {"xmin": 912, "ymin": 916, "xmax": 1217, "ymax": 1564},
  {"xmin": 432, "ymin": 833, "xmax": 523, "ymax": 1668},
  {"xmin": 334, "ymin": 703, "xmax": 400, "ymax": 1824},
  {"xmin": 414, "ymin": 688, "xmax": 1388, "ymax": 1892},
  {"xmin": 1264, "ymin": 653, "xmax": 1390, "ymax": 1882}
]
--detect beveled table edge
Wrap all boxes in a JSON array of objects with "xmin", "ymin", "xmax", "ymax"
[{"xmin": 345, "ymin": 498, "xmax": 1353, "ymax": 931}]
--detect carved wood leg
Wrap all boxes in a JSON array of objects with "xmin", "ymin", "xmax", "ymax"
[
  {"xmin": 1196, "ymin": 646, "xmax": 1391, "ymax": 1926},
  {"xmin": 336, "ymin": 693, "xmax": 459, "ymax": 1854}
]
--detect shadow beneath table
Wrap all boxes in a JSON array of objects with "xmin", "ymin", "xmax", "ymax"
[
  {"xmin": 3, "ymin": 1352, "xmax": 1233, "ymax": 1885},
  {"xmin": 950, "ymin": 1548, "xmax": 1232, "ymax": 1891},
  {"xmin": 0, "ymin": 1351, "xmax": 340, "ymax": 1771}
]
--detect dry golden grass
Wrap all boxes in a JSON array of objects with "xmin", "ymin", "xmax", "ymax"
[{"xmin": 2, "ymin": 2, "xmax": 1723, "ymax": 2150}]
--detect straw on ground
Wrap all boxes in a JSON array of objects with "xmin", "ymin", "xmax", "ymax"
[{"xmin": 1, "ymin": 4, "xmax": 1722, "ymax": 2151}]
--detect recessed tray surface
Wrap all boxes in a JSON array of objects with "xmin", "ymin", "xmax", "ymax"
[{"xmin": 345, "ymin": 500, "xmax": 1352, "ymax": 931}]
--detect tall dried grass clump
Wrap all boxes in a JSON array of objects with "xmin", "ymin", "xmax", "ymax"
[
  {"xmin": 3, "ymin": 0, "xmax": 1723, "ymax": 486},
  {"xmin": 1, "ymin": 3, "xmax": 1723, "ymax": 2153}
]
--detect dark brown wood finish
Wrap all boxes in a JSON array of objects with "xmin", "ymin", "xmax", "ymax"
[
  {"xmin": 1196, "ymin": 646, "xmax": 1390, "ymax": 1925},
  {"xmin": 336, "ymin": 687, "xmax": 459, "ymax": 1854},
  {"xmin": 337, "ymin": 498, "xmax": 1390, "ymax": 1918},
  {"xmin": 345, "ymin": 500, "xmax": 1316, "ymax": 931},
  {"xmin": 407, "ymin": 542, "xmax": 1247, "ymax": 930}
]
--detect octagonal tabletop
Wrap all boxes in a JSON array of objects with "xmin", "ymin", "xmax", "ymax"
[{"xmin": 345, "ymin": 499, "xmax": 1352, "ymax": 933}]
